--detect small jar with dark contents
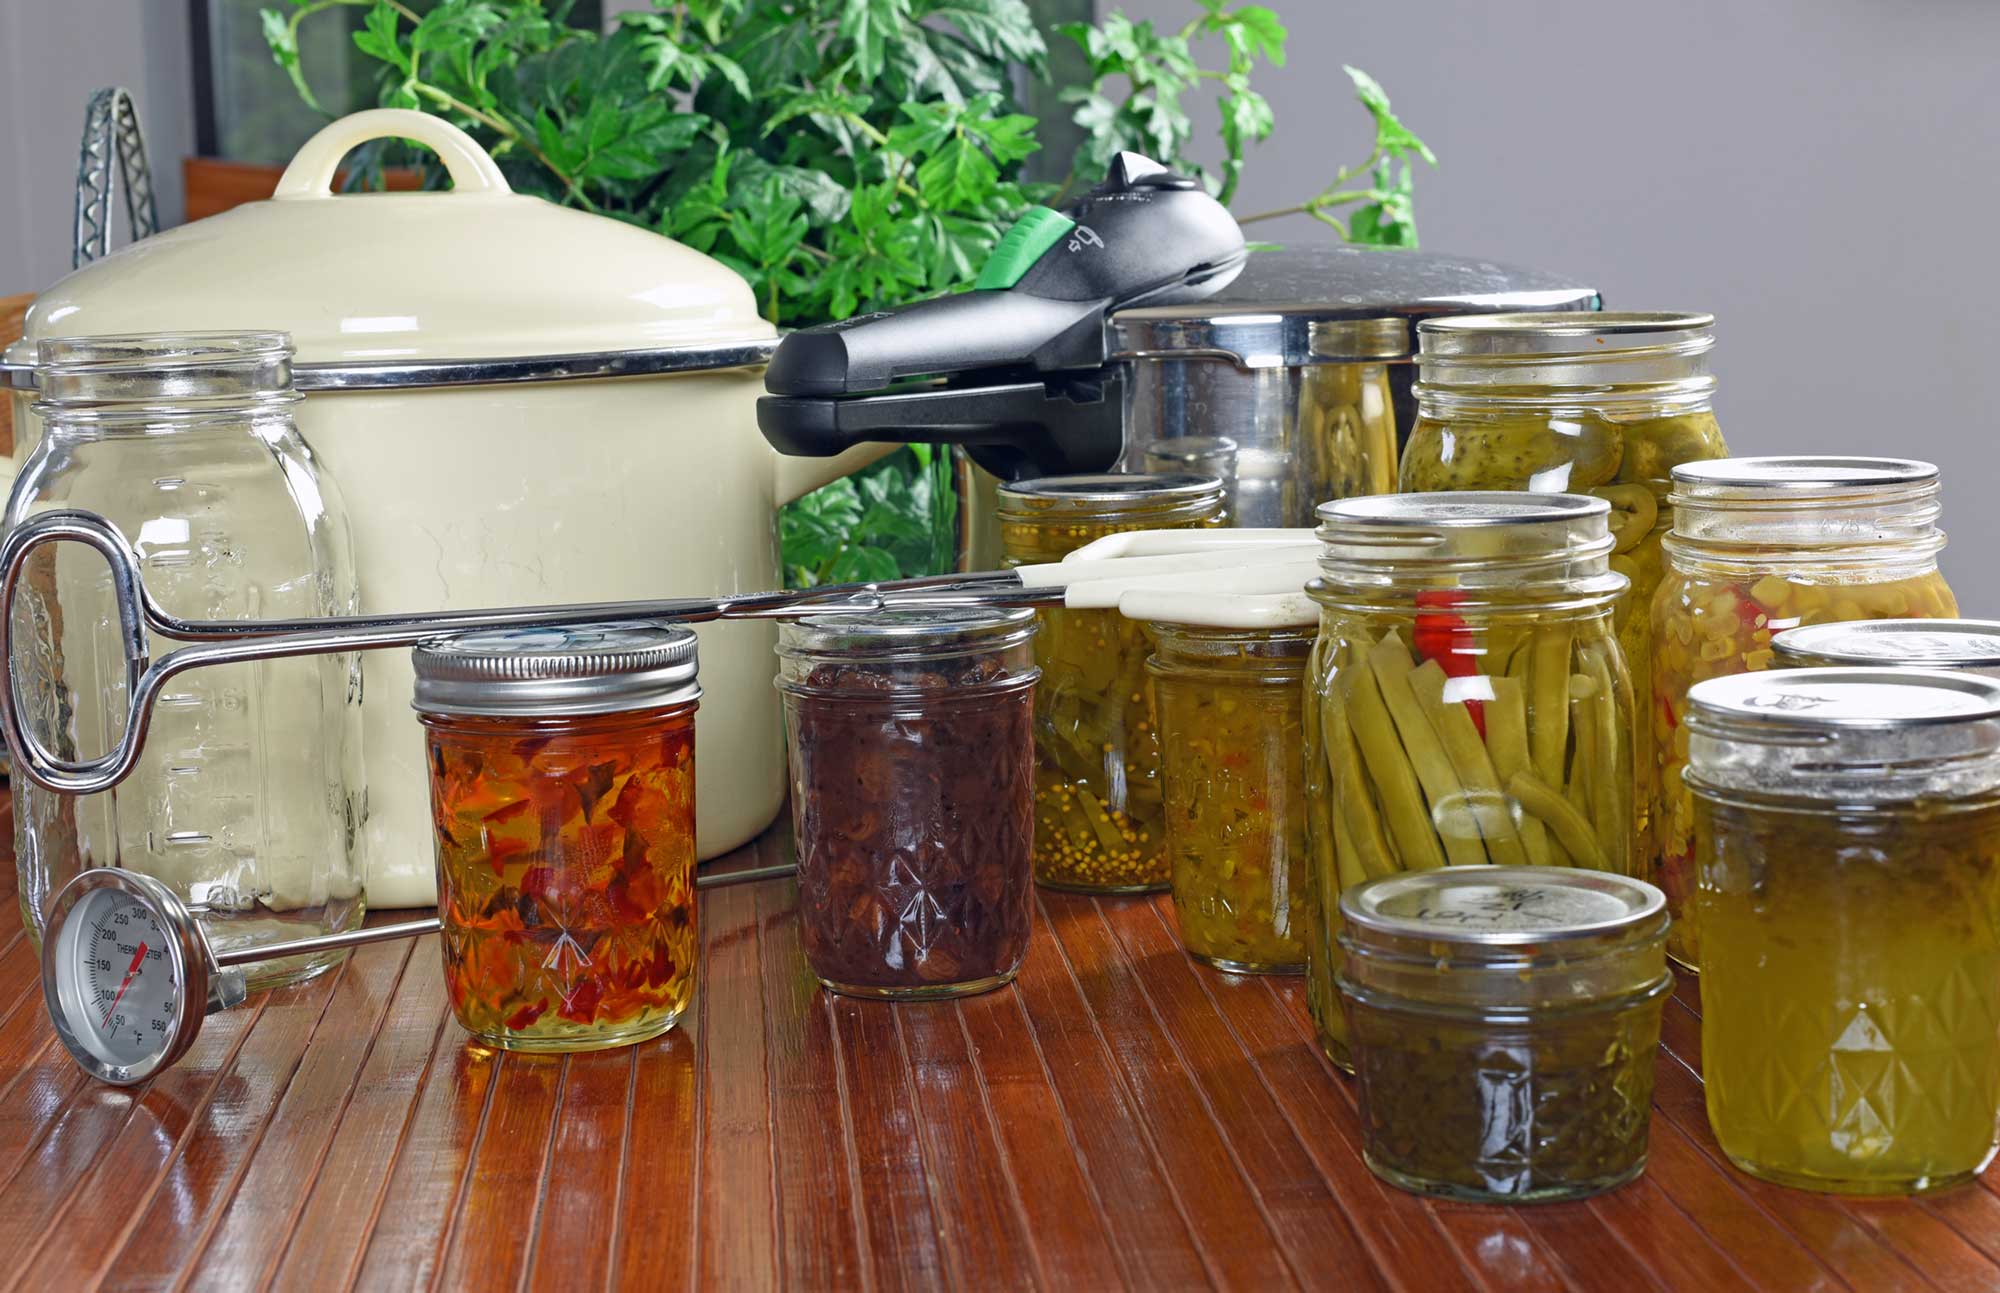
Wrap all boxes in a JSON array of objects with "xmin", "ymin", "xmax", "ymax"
[
  {"xmin": 996, "ymin": 474, "xmax": 1224, "ymax": 893},
  {"xmin": 1338, "ymin": 865, "xmax": 1672, "ymax": 1203},
  {"xmin": 777, "ymin": 609, "xmax": 1039, "ymax": 998}
]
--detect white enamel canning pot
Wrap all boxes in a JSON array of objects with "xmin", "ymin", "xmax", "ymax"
[{"xmin": 2, "ymin": 110, "xmax": 883, "ymax": 906}]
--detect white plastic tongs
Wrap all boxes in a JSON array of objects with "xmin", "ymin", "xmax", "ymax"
[{"xmin": 0, "ymin": 511, "xmax": 1318, "ymax": 794}]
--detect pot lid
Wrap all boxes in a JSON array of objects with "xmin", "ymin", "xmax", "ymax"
[
  {"xmin": 12, "ymin": 110, "xmax": 774, "ymax": 375},
  {"xmin": 1107, "ymin": 244, "xmax": 1600, "ymax": 368}
]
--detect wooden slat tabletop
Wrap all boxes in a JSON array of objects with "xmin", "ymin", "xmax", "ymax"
[{"xmin": 3, "ymin": 804, "xmax": 1997, "ymax": 1292}]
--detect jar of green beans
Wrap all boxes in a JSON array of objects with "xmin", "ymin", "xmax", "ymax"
[{"xmin": 1303, "ymin": 492, "xmax": 1635, "ymax": 1069}]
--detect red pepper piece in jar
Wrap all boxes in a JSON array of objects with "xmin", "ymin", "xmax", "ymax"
[{"xmin": 1414, "ymin": 589, "xmax": 1485, "ymax": 736}]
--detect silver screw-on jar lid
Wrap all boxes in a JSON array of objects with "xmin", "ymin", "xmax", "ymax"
[
  {"xmin": 1685, "ymin": 667, "xmax": 2000, "ymax": 803},
  {"xmin": 777, "ymin": 607, "xmax": 1037, "ymax": 661},
  {"xmin": 1341, "ymin": 865, "xmax": 1666, "ymax": 949},
  {"xmin": 1669, "ymin": 454, "xmax": 1937, "ymax": 493},
  {"xmin": 1772, "ymin": 620, "xmax": 2000, "ymax": 672},
  {"xmin": 412, "ymin": 621, "xmax": 700, "ymax": 717}
]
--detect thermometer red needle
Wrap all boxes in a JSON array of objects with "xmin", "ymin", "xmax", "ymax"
[{"xmin": 101, "ymin": 942, "xmax": 148, "ymax": 1027}]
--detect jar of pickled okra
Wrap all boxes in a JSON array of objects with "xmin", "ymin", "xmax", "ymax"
[
  {"xmin": 414, "ymin": 623, "xmax": 701, "ymax": 1052},
  {"xmin": 1338, "ymin": 866, "xmax": 1672, "ymax": 1202},
  {"xmin": 1685, "ymin": 668, "xmax": 2000, "ymax": 1195},
  {"xmin": 997, "ymin": 474, "xmax": 1225, "ymax": 893},
  {"xmin": 1304, "ymin": 492, "xmax": 1634, "ymax": 1069},
  {"xmin": 777, "ymin": 608, "xmax": 1038, "ymax": 999},
  {"xmin": 1143, "ymin": 619, "xmax": 1316, "ymax": 974},
  {"xmin": 1405, "ymin": 312, "xmax": 1728, "ymax": 857},
  {"xmin": 1773, "ymin": 619, "xmax": 2000, "ymax": 677},
  {"xmin": 1651, "ymin": 457, "xmax": 1956, "ymax": 969}
]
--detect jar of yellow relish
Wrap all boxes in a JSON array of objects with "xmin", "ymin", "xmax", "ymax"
[
  {"xmin": 1686, "ymin": 668, "xmax": 2000, "ymax": 1195},
  {"xmin": 1141, "ymin": 618, "xmax": 1315, "ymax": 974},
  {"xmin": 414, "ymin": 623, "xmax": 699, "ymax": 1052},
  {"xmin": 1338, "ymin": 865, "xmax": 1672, "ymax": 1203},
  {"xmin": 1304, "ymin": 492, "xmax": 1636, "ymax": 1069},
  {"xmin": 997, "ymin": 474, "xmax": 1224, "ymax": 893},
  {"xmin": 1651, "ymin": 457, "xmax": 1956, "ymax": 968}
]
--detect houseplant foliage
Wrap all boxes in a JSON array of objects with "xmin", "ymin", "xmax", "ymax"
[{"xmin": 266, "ymin": 0, "xmax": 1435, "ymax": 583}]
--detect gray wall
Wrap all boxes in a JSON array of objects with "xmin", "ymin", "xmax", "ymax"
[
  {"xmin": 1128, "ymin": 0, "xmax": 2000, "ymax": 607},
  {"xmin": 0, "ymin": 2, "xmax": 194, "ymax": 294}
]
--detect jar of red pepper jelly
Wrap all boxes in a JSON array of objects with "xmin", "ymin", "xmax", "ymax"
[{"xmin": 413, "ymin": 623, "xmax": 700, "ymax": 1052}]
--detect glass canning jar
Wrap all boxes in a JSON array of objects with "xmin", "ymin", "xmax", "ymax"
[
  {"xmin": 777, "ymin": 608, "xmax": 1038, "ymax": 999},
  {"xmin": 1145, "ymin": 621, "xmax": 1315, "ymax": 974},
  {"xmin": 1773, "ymin": 618, "xmax": 2000, "ymax": 676},
  {"xmin": 414, "ymin": 623, "xmax": 700, "ymax": 1052},
  {"xmin": 1304, "ymin": 492, "xmax": 1634, "ymax": 1069},
  {"xmin": 997, "ymin": 474, "xmax": 1223, "ymax": 893},
  {"xmin": 1404, "ymin": 312, "xmax": 1728, "ymax": 857},
  {"xmin": 6, "ymin": 333, "xmax": 362, "ymax": 987},
  {"xmin": 1685, "ymin": 668, "xmax": 2000, "ymax": 1195},
  {"xmin": 1650, "ymin": 457, "xmax": 1956, "ymax": 969},
  {"xmin": 1337, "ymin": 866, "xmax": 1672, "ymax": 1203}
]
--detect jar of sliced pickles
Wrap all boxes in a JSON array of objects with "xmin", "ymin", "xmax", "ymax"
[
  {"xmin": 1304, "ymin": 492, "xmax": 1635, "ymax": 1068},
  {"xmin": 1651, "ymin": 457, "xmax": 1956, "ymax": 968},
  {"xmin": 997, "ymin": 474, "xmax": 1225, "ymax": 892},
  {"xmin": 1143, "ymin": 619, "xmax": 1315, "ymax": 973},
  {"xmin": 1773, "ymin": 619, "xmax": 2000, "ymax": 677},
  {"xmin": 1404, "ymin": 312, "xmax": 1729, "ymax": 857},
  {"xmin": 777, "ymin": 609, "xmax": 1039, "ymax": 998},
  {"xmin": 1337, "ymin": 866, "xmax": 1672, "ymax": 1202},
  {"xmin": 414, "ymin": 623, "xmax": 700, "ymax": 1052},
  {"xmin": 1686, "ymin": 668, "xmax": 2000, "ymax": 1194}
]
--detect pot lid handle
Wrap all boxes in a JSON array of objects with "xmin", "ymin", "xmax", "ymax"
[{"xmin": 273, "ymin": 108, "xmax": 510, "ymax": 200}]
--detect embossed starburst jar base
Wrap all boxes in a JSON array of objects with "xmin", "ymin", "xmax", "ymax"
[{"xmin": 1687, "ymin": 668, "xmax": 2000, "ymax": 1195}]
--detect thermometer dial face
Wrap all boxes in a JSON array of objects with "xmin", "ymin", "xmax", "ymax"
[
  {"xmin": 42, "ymin": 872, "xmax": 206, "ymax": 1085},
  {"xmin": 66, "ymin": 889, "xmax": 177, "ymax": 1067}
]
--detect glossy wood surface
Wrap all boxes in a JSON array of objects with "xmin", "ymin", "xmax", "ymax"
[{"xmin": 2, "ymin": 809, "xmax": 1996, "ymax": 1292}]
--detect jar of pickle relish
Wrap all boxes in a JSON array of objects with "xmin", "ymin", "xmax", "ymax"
[
  {"xmin": 997, "ymin": 474, "xmax": 1224, "ymax": 893},
  {"xmin": 414, "ymin": 623, "xmax": 700, "ymax": 1053},
  {"xmin": 1685, "ymin": 668, "xmax": 2000, "ymax": 1195},
  {"xmin": 1141, "ymin": 619, "xmax": 1316, "ymax": 974},
  {"xmin": 1303, "ymin": 492, "xmax": 1636, "ymax": 1069},
  {"xmin": 777, "ymin": 609, "xmax": 1038, "ymax": 999},
  {"xmin": 1650, "ymin": 457, "xmax": 1956, "ymax": 968},
  {"xmin": 1773, "ymin": 619, "xmax": 2000, "ymax": 676},
  {"xmin": 1404, "ymin": 312, "xmax": 1728, "ymax": 860},
  {"xmin": 1337, "ymin": 866, "xmax": 1672, "ymax": 1203}
]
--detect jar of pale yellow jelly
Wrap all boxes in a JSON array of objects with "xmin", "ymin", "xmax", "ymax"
[
  {"xmin": 1687, "ymin": 668, "xmax": 2000, "ymax": 1195},
  {"xmin": 1650, "ymin": 457, "xmax": 1956, "ymax": 968}
]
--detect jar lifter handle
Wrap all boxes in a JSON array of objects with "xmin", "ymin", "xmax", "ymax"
[{"xmin": 0, "ymin": 509, "xmax": 159, "ymax": 795}]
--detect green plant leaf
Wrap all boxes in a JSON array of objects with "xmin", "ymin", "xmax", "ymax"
[
  {"xmin": 919, "ymin": 0, "xmax": 1047, "ymax": 70},
  {"xmin": 838, "ymin": 0, "xmax": 915, "ymax": 83},
  {"xmin": 1343, "ymin": 65, "xmax": 1437, "ymax": 164},
  {"xmin": 352, "ymin": 2, "xmax": 412, "ymax": 75}
]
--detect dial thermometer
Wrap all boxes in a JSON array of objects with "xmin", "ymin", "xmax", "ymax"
[{"xmin": 41, "ymin": 861, "xmax": 794, "ymax": 1085}]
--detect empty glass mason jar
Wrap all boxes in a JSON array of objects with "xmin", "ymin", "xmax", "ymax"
[
  {"xmin": 1686, "ymin": 668, "xmax": 2000, "ymax": 1194},
  {"xmin": 997, "ymin": 474, "xmax": 1223, "ymax": 894},
  {"xmin": 1303, "ymin": 492, "xmax": 1635, "ymax": 1069},
  {"xmin": 1650, "ymin": 457, "xmax": 1956, "ymax": 969},
  {"xmin": 1146, "ymin": 620, "xmax": 1314, "ymax": 974},
  {"xmin": 1338, "ymin": 865, "xmax": 1672, "ymax": 1203},
  {"xmin": 777, "ymin": 609, "xmax": 1038, "ymax": 998},
  {"xmin": 6, "ymin": 333, "xmax": 362, "ymax": 986},
  {"xmin": 415, "ymin": 623, "xmax": 700, "ymax": 1052}
]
